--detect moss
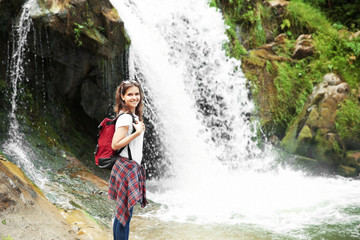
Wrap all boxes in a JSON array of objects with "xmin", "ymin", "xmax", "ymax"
[
  {"xmin": 83, "ymin": 27, "xmax": 107, "ymax": 44},
  {"xmin": 335, "ymin": 97, "xmax": 360, "ymax": 149},
  {"xmin": 336, "ymin": 165, "xmax": 357, "ymax": 177},
  {"xmin": 242, "ymin": 50, "xmax": 266, "ymax": 67},
  {"xmin": 344, "ymin": 151, "xmax": 360, "ymax": 168},
  {"xmin": 70, "ymin": 200, "xmax": 83, "ymax": 209}
]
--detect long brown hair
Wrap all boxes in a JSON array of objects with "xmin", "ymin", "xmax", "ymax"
[{"xmin": 114, "ymin": 80, "xmax": 144, "ymax": 121}]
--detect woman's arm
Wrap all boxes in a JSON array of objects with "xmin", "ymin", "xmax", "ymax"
[{"xmin": 111, "ymin": 121, "xmax": 145, "ymax": 150}]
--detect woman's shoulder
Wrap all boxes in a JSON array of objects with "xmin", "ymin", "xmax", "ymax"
[{"xmin": 117, "ymin": 112, "xmax": 137, "ymax": 122}]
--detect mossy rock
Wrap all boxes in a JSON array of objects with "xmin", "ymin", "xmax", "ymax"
[
  {"xmin": 336, "ymin": 165, "xmax": 357, "ymax": 177},
  {"xmin": 344, "ymin": 151, "xmax": 360, "ymax": 170}
]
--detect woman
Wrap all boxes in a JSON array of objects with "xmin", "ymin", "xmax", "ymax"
[{"xmin": 108, "ymin": 80, "xmax": 148, "ymax": 240}]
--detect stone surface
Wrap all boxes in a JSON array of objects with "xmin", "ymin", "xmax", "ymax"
[
  {"xmin": 292, "ymin": 34, "xmax": 314, "ymax": 59},
  {"xmin": 241, "ymin": 37, "xmax": 293, "ymax": 138},
  {"xmin": 0, "ymin": 0, "xmax": 128, "ymax": 121},
  {"xmin": 281, "ymin": 73, "xmax": 351, "ymax": 172},
  {"xmin": 267, "ymin": 0, "xmax": 290, "ymax": 8},
  {"xmin": 0, "ymin": 157, "xmax": 80, "ymax": 240}
]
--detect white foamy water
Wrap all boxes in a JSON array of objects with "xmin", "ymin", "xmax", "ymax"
[{"xmin": 116, "ymin": 0, "xmax": 360, "ymax": 238}]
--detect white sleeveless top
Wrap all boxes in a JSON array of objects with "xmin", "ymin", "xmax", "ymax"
[{"xmin": 115, "ymin": 113, "xmax": 144, "ymax": 164}]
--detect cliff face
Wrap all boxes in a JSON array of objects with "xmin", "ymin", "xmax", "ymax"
[{"xmin": 0, "ymin": 0, "xmax": 129, "ymax": 174}]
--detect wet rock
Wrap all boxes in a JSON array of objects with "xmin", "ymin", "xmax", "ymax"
[
  {"xmin": 241, "ymin": 38, "xmax": 293, "ymax": 138},
  {"xmin": 60, "ymin": 209, "xmax": 112, "ymax": 240},
  {"xmin": 0, "ymin": 0, "xmax": 128, "ymax": 121},
  {"xmin": 292, "ymin": 34, "xmax": 314, "ymax": 59},
  {"xmin": 344, "ymin": 151, "xmax": 360, "ymax": 170},
  {"xmin": 337, "ymin": 165, "xmax": 357, "ymax": 177}
]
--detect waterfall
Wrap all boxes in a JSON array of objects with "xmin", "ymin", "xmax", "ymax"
[
  {"xmin": 2, "ymin": 0, "xmax": 47, "ymax": 188},
  {"xmin": 111, "ymin": 0, "xmax": 360, "ymax": 238}
]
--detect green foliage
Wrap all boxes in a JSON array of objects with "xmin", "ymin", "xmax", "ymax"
[
  {"xmin": 254, "ymin": 8, "xmax": 266, "ymax": 46},
  {"xmin": 209, "ymin": 0, "xmax": 269, "ymax": 57},
  {"xmin": 346, "ymin": 37, "xmax": 360, "ymax": 56},
  {"xmin": 335, "ymin": 97, "xmax": 360, "ymax": 144},
  {"xmin": 301, "ymin": 0, "xmax": 360, "ymax": 31},
  {"xmin": 287, "ymin": 0, "xmax": 360, "ymax": 87},
  {"xmin": 273, "ymin": 60, "xmax": 313, "ymax": 127},
  {"xmin": 74, "ymin": 23, "xmax": 84, "ymax": 46},
  {"xmin": 281, "ymin": 19, "xmax": 292, "ymax": 36},
  {"xmin": 287, "ymin": 0, "xmax": 335, "ymax": 35}
]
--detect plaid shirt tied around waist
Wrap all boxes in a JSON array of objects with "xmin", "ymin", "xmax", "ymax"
[{"xmin": 108, "ymin": 156, "xmax": 148, "ymax": 226}]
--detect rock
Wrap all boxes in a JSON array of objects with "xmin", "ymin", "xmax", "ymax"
[
  {"xmin": 344, "ymin": 151, "xmax": 360, "ymax": 169},
  {"xmin": 0, "ymin": 157, "xmax": 80, "ymax": 240},
  {"xmin": 80, "ymin": 78, "xmax": 108, "ymax": 122},
  {"xmin": 10, "ymin": 0, "xmax": 127, "ymax": 119},
  {"xmin": 275, "ymin": 33, "xmax": 287, "ymax": 44},
  {"xmin": 349, "ymin": 31, "xmax": 360, "ymax": 40},
  {"xmin": 267, "ymin": 0, "xmax": 289, "ymax": 8},
  {"xmin": 297, "ymin": 124, "xmax": 313, "ymax": 143},
  {"xmin": 281, "ymin": 73, "xmax": 351, "ymax": 174},
  {"xmin": 258, "ymin": 42, "xmax": 277, "ymax": 51},
  {"xmin": 337, "ymin": 165, "xmax": 357, "ymax": 177},
  {"xmin": 292, "ymin": 34, "xmax": 314, "ymax": 59},
  {"xmin": 60, "ymin": 209, "xmax": 112, "ymax": 240},
  {"xmin": 241, "ymin": 39, "xmax": 294, "ymax": 137}
]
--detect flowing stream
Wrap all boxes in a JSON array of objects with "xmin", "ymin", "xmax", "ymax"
[{"xmin": 110, "ymin": 0, "xmax": 360, "ymax": 239}]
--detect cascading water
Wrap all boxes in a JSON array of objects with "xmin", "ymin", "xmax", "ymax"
[
  {"xmin": 2, "ymin": 0, "xmax": 47, "ymax": 188},
  {"xmin": 111, "ymin": 0, "xmax": 360, "ymax": 239}
]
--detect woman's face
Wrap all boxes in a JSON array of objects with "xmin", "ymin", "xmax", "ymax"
[{"xmin": 122, "ymin": 86, "xmax": 141, "ymax": 111}]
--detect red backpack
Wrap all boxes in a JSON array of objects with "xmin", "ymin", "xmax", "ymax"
[{"xmin": 94, "ymin": 113, "xmax": 135, "ymax": 170}]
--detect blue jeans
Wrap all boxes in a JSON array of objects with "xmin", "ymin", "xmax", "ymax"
[{"xmin": 113, "ymin": 207, "xmax": 134, "ymax": 240}]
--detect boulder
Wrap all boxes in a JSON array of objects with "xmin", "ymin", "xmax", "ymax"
[
  {"xmin": 281, "ymin": 73, "xmax": 351, "ymax": 171},
  {"xmin": 292, "ymin": 34, "xmax": 314, "ymax": 59}
]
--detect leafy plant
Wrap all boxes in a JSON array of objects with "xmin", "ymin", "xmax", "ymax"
[{"xmin": 74, "ymin": 23, "xmax": 84, "ymax": 46}]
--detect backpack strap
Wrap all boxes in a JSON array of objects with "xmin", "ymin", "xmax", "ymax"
[
  {"xmin": 127, "ymin": 113, "xmax": 136, "ymax": 160},
  {"xmin": 116, "ymin": 112, "xmax": 137, "ymax": 160}
]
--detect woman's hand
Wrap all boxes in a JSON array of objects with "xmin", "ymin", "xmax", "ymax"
[{"xmin": 133, "ymin": 121, "xmax": 145, "ymax": 135}]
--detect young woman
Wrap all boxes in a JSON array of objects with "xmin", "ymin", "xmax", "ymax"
[{"xmin": 108, "ymin": 80, "xmax": 148, "ymax": 240}]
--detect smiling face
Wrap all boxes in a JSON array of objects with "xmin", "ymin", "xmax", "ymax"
[{"xmin": 121, "ymin": 86, "xmax": 141, "ymax": 112}]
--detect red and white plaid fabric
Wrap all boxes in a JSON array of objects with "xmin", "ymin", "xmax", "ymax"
[{"xmin": 108, "ymin": 156, "xmax": 148, "ymax": 226}]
